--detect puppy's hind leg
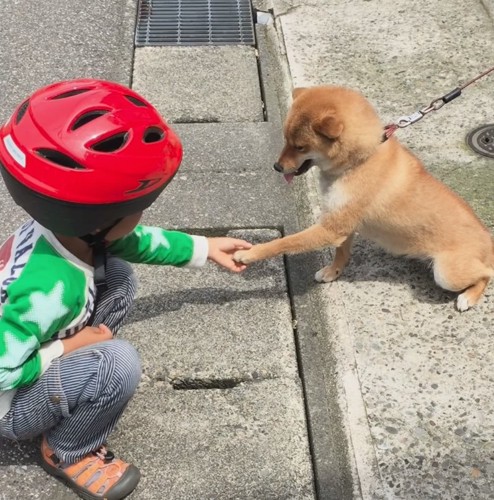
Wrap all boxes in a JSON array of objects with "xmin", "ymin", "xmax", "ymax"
[
  {"xmin": 433, "ymin": 253, "xmax": 493, "ymax": 311},
  {"xmin": 456, "ymin": 278, "xmax": 490, "ymax": 312},
  {"xmin": 315, "ymin": 233, "xmax": 354, "ymax": 283}
]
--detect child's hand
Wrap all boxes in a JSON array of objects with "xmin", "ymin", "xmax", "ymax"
[
  {"xmin": 62, "ymin": 324, "xmax": 113, "ymax": 354},
  {"xmin": 207, "ymin": 237, "xmax": 252, "ymax": 272}
]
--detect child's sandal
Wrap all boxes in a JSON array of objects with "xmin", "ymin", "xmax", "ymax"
[{"xmin": 40, "ymin": 437, "xmax": 140, "ymax": 500}]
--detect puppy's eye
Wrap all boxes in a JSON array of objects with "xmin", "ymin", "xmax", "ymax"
[{"xmin": 295, "ymin": 145, "xmax": 306, "ymax": 152}]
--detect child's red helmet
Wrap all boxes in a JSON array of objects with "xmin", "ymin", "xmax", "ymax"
[{"xmin": 0, "ymin": 79, "xmax": 182, "ymax": 236}]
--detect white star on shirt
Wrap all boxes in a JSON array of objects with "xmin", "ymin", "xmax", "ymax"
[
  {"xmin": 141, "ymin": 227, "xmax": 170, "ymax": 253},
  {"xmin": 20, "ymin": 281, "xmax": 69, "ymax": 335},
  {"xmin": 0, "ymin": 331, "xmax": 38, "ymax": 388}
]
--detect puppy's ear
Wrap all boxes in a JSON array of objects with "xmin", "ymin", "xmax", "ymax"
[
  {"xmin": 292, "ymin": 87, "xmax": 307, "ymax": 100},
  {"xmin": 313, "ymin": 115, "xmax": 343, "ymax": 139}
]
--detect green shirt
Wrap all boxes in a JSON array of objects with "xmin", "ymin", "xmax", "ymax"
[{"xmin": 0, "ymin": 220, "xmax": 208, "ymax": 418}]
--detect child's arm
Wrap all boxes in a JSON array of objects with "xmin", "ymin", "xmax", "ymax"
[
  {"xmin": 0, "ymin": 251, "xmax": 100, "ymax": 390},
  {"xmin": 0, "ymin": 320, "xmax": 113, "ymax": 392},
  {"xmin": 107, "ymin": 226, "xmax": 204, "ymax": 266},
  {"xmin": 108, "ymin": 225, "xmax": 251, "ymax": 271},
  {"xmin": 0, "ymin": 301, "xmax": 61, "ymax": 391}
]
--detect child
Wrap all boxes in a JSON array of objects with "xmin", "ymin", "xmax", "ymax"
[{"xmin": 0, "ymin": 79, "xmax": 251, "ymax": 499}]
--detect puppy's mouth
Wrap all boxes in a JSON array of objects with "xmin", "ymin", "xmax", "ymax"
[{"xmin": 283, "ymin": 160, "xmax": 314, "ymax": 184}]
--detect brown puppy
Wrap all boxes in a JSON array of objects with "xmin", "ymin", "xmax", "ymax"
[{"xmin": 234, "ymin": 86, "xmax": 494, "ymax": 311}]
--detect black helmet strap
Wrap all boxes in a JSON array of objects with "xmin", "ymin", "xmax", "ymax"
[{"xmin": 80, "ymin": 218, "xmax": 122, "ymax": 292}]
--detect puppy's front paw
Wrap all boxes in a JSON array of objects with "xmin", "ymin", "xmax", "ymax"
[
  {"xmin": 233, "ymin": 249, "xmax": 255, "ymax": 264},
  {"xmin": 315, "ymin": 265, "xmax": 341, "ymax": 283}
]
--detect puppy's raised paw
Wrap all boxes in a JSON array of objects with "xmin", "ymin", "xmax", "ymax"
[
  {"xmin": 233, "ymin": 249, "xmax": 255, "ymax": 264},
  {"xmin": 315, "ymin": 265, "xmax": 341, "ymax": 283}
]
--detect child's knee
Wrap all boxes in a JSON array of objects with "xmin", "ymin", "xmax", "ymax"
[{"xmin": 97, "ymin": 340, "xmax": 141, "ymax": 394}]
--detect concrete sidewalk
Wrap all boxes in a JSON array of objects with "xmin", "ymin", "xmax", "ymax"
[
  {"xmin": 0, "ymin": 1, "xmax": 321, "ymax": 499},
  {"xmin": 273, "ymin": 0, "xmax": 494, "ymax": 498}
]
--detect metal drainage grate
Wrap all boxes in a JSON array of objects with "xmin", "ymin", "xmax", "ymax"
[
  {"xmin": 135, "ymin": 0, "xmax": 255, "ymax": 46},
  {"xmin": 466, "ymin": 124, "xmax": 494, "ymax": 159}
]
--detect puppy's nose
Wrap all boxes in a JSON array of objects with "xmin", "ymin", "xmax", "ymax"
[{"xmin": 273, "ymin": 162, "xmax": 284, "ymax": 172}]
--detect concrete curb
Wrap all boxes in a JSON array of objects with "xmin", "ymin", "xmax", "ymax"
[
  {"xmin": 258, "ymin": 4, "xmax": 373, "ymax": 497},
  {"xmin": 304, "ymin": 171, "xmax": 386, "ymax": 500}
]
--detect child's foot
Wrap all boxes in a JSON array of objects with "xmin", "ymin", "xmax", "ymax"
[{"xmin": 40, "ymin": 437, "xmax": 140, "ymax": 499}]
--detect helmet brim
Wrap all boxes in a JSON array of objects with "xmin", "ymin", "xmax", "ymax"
[{"xmin": 0, "ymin": 162, "xmax": 173, "ymax": 236}]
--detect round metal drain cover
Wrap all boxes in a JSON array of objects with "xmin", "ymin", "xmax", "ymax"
[{"xmin": 466, "ymin": 124, "xmax": 494, "ymax": 158}]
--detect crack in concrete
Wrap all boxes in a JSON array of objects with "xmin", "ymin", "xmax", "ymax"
[{"xmin": 170, "ymin": 374, "xmax": 280, "ymax": 390}]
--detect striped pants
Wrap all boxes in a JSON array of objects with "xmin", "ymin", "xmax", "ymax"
[{"xmin": 0, "ymin": 257, "xmax": 140, "ymax": 464}]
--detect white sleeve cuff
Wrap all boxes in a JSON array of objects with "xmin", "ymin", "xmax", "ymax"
[
  {"xmin": 38, "ymin": 340, "xmax": 64, "ymax": 375},
  {"xmin": 186, "ymin": 235, "xmax": 209, "ymax": 268}
]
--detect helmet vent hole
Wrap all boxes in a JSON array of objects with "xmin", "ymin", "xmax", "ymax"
[
  {"xmin": 143, "ymin": 127, "xmax": 165, "ymax": 143},
  {"xmin": 72, "ymin": 110, "xmax": 109, "ymax": 130},
  {"xmin": 51, "ymin": 88, "xmax": 92, "ymax": 100},
  {"xmin": 16, "ymin": 100, "xmax": 30, "ymax": 124},
  {"xmin": 36, "ymin": 149, "xmax": 85, "ymax": 170},
  {"xmin": 91, "ymin": 133, "xmax": 129, "ymax": 152},
  {"xmin": 125, "ymin": 95, "xmax": 147, "ymax": 107}
]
